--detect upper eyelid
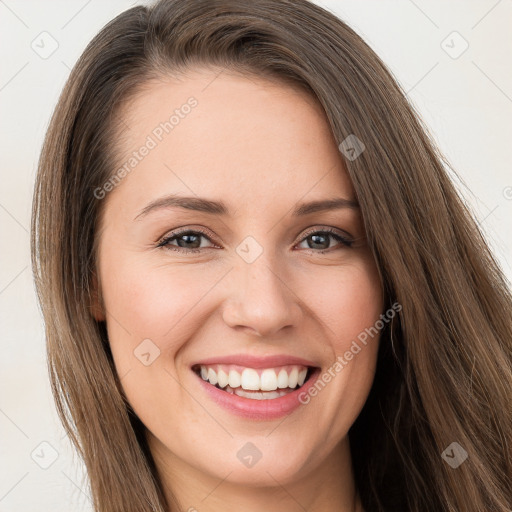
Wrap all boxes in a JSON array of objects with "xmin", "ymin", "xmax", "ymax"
[
  {"xmin": 158, "ymin": 226, "xmax": 217, "ymax": 245},
  {"xmin": 300, "ymin": 225, "xmax": 353, "ymax": 240}
]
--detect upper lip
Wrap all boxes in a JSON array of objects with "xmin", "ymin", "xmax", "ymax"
[{"xmin": 192, "ymin": 353, "xmax": 319, "ymax": 369}]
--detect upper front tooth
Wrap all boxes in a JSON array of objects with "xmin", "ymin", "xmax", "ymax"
[
  {"xmin": 241, "ymin": 368, "xmax": 260, "ymax": 390},
  {"xmin": 228, "ymin": 369, "xmax": 241, "ymax": 388},
  {"xmin": 260, "ymin": 369, "xmax": 278, "ymax": 391},
  {"xmin": 201, "ymin": 366, "xmax": 208, "ymax": 380},
  {"xmin": 217, "ymin": 369, "xmax": 229, "ymax": 388}
]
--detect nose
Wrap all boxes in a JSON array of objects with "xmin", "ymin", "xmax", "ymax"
[{"xmin": 221, "ymin": 254, "xmax": 302, "ymax": 338}]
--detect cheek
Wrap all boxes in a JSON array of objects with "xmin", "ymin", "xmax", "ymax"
[
  {"xmin": 98, "ymin": 253, "xmax": 214, "ymax": 427},
  {"xmin": 296, "ymin": 257, "xmax": 383, "ymax": 428},
  {"xmin": 100, "ymin": 254, "xmax": 216, "ymax": 353},
  {"xmin": 303, "ymin": 258, "xmax": 383, "ymax": 347}
]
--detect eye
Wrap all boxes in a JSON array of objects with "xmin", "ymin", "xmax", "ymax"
[
  {"xmin": 296, "ymin": 227, "xmax": 353, "ymax": 253},
  {"xmin": 157, "ymin": 229, "xmax": 217, "ymax": 253}
]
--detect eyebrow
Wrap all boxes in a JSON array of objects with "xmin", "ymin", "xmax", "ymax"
[{"xmin": 134, "ymin": 194, "xmax": 359, "ymax": 220}]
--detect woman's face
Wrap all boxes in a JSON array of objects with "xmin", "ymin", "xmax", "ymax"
[{"xmin": 95, "ymin": 67, "xmax": 383, "ymax": 488}]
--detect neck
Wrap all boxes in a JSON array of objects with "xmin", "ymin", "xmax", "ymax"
[{"xmin": 148, "ymin": 433, "xmax": 362, "ymax": 512}]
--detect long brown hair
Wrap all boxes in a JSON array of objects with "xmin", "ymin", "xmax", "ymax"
[{"xmin": 31, "ymin": 0, "xmax": 512, "ymax": 510}]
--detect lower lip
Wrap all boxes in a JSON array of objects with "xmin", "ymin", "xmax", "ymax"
[{"xmin": 194, "ymin": 369, "xmax": 320, "ymax": 420}]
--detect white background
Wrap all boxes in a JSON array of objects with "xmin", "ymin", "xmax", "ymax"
[{"xmin": 1, "ymin": 1, "xmax": 511, "ymax": 510}]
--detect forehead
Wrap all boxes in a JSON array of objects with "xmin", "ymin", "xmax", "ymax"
[{"xmin": 106, "ymin": 67, "xmax": 355, "ymax": 217}]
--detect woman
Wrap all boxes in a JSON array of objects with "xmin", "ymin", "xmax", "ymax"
[{"xmin": 30, "ymin": 0, "xmax": 512, "ymax": 510}]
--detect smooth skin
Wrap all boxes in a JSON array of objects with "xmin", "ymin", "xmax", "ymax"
[{"xmin": 93, "ymin": 67, "xmax": 382, "ymax": 512}]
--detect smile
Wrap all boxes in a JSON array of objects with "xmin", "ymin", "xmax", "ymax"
[
  {"xmin": 191, "ymin": 358, "xmax": 321, "ymax": 420},
  {"xmin": 193, "ymin": 364, "xmax": 311, "ymax": 400}
]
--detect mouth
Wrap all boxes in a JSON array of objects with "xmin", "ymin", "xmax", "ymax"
[{"xmin": 191, "ymin": 363, "xmax": 319, "ymax": 401}]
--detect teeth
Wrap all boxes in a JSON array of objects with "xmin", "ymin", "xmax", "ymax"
[
  {"xmin": 288, "ymin": 367, "xmax": 299, "ymax": 388},
  {"xmin": 228, "ymin": 369, "xmax": 241, "ymax": 388},
  {"xmin": 298, "ymin": 368, "xmax": 307, "ymax": 386},
  {"xmin": 207, "ymin": 368, "xmax": 218, "ymax": 386},
  {"xmin": 217, "ymin": 369, "xmax": 229, "ymax": 388},
  {"xmin": 196, "ymin": 364, "xmax": 310, "ymax": 392},
  {"xmin": 277, "ymin": 369, "xmax": 288, "ymax": 389},
  {"xmin": 233, "ymin": 387, "xmax": 290, "ymax": 400},
  {"xmin": 260, "ymin": 369, "xmax": 277, "ymax": 391},
  {"xmin": 241, "ymin": 368, "xmax": 260, "ymax": 390},
  {"xmin": 220, "ymin": 385, "xmax": 293, "ymax": 400}
]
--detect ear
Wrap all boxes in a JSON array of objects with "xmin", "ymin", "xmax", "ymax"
[{"xmin": 89, "ymin": 271, "xmax": 106, "ymax": 322}]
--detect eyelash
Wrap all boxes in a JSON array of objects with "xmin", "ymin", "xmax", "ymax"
[{"xmin": 156, "ymin": 226, "xmax": 354, "ymax": 254}]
